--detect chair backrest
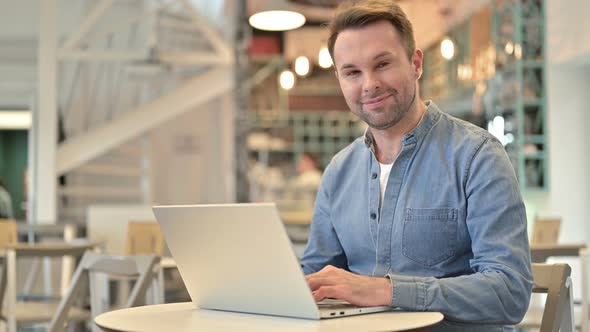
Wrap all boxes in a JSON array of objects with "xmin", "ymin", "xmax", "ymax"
[
  {"xmin": 48, "ymin": 251, "xmax": 160, "ymax": 332},
  {"xmin": 0, "ymin": 225, "xmax": 94, "ymax": 332},
  {"xmin": 532, "ymin": 218, "xmax": 561, "ymax": 245},
  {"xmin": 125, "ymin": 221, "xmax": 165, "ymax": 256},
  {"xmin": 531, "ymin": 263, "xmax": 574, "ymax": 332},
  {"xmin": 0, "ymin": 218, "xmax": 17, "ymax": 249},
  {"xmin": 0, "ymin": 219, "xmax": 17, "ymax": 316}
]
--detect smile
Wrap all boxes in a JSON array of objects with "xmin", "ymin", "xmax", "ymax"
[{"xmin": 362, "ymin": 94, "xmax": 392, "ymax": 110}]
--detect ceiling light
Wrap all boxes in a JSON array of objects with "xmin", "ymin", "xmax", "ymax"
[
  {"xmin": 318, "ymin": 47, "xmax": 333, "ymax": 69},
  {"xmin": 294, "ymin": 56, "xmax": 310, "ymax": 76},
  {"xmin": 514, "ymin": 43, "xmax": 522, "ymax": 59},
  {"xmin": 440, "ymin": 37, "xmax": 455, "ymax": 60},
  {"xmin": 457, "ymin": 64, "xmax": 472, "ymax": 81},
  {"xmin": 279, "ymin": 70, "xmax": 295, "ymax": 90},
  {"xmin": 0, "ymin": 111, "xmax": 31, "ymax": 129},
  {"xmin": 249, "ymin": 0, "xmax": 306, "ymax": 31},
  {"xmin": 505, "ymin": 42, "xmax": 514, "ymax": 54}
]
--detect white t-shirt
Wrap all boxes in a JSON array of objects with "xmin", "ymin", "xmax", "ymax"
[{"xmin": 379, "ymin": 162, "xmax": 394, "ymax": 216}]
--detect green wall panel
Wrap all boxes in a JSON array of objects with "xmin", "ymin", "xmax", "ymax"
[{"xmin": 0, "ymin": 130, "xmax": 28, "ymax": 219}]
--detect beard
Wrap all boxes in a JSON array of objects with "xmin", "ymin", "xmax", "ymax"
[{"xmin": 352, "ymin": 85, "xmax": 416, "ymax": 130}]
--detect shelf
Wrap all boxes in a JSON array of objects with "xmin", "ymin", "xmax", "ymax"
[
  {"xmin": 248, "ymin": 147, "xmax": 295, "ymax": 153},
  {"xmin": 524, "ymin": 135, "xmax": 545, "ymax": 145},
  {"xmin": 524, "ymin": 152, "xmax": 546, "ymax": 160},
  {"xmin": 248, "ymin": 110, "xmax": 364, "ymax": 170},
  {"xmin": 493, "ymin": 0, "xmax": 548, "ymax": 191},
  {"xmin": 523, "ymin": 99, "xmax": 543, "ymax": 107},
  {"xmin": 524, "ymin": 60, "xmax": 544, "ymax": 68},
  {"xmin": 499, "ymin": 60, "xmax": 544, "ymax": 72}
]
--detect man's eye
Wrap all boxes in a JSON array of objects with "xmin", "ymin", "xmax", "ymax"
[
  {"xmin": 345, "ymin": 71, "xmax": 360, "ymax": 77},
  {"xmin": 377, "ymin": 62, "xmax": 390, "ymax": 69}
]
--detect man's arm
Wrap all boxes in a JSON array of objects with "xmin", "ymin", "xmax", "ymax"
[
  {"xmin": 384, "ymin": 138, "xmax": 532, "ymax": 323},
  {"xmin": 306, "ymin": 139, "xmax": 533, "ymax": 324},
  {"xmin": 300, "ymin": 163, "xmax": 349, "ymax": 275},
  {"xmin": 392, "ymin": 138, "xmax": 532, "ymax": 324}
]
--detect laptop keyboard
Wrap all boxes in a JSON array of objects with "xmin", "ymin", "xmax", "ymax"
[{"xmin": 317, "ymin": 299, "xmax": 361, "ymax": 310}]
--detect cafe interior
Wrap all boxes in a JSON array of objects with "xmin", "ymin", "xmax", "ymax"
[{"xmin": 0, "ymin": 0, "xmax": 589, "ymax": 331}]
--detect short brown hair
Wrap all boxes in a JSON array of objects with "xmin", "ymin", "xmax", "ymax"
[{"xmin": 327, "ymin": 0, "xmax": 416, "ymax": 63}]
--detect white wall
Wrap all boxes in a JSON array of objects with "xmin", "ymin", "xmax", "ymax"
[
  {"xmin": 541, "ymin": 61, "xmax": 590, "ymax": 301},
  {"xmin": 524, "ymin": 0, "xmax": 590, "ymax": 244},
  {"xmin": 150, "ymin": 97, "xmax": 234, "ymax": 205},
  {"xmin": 543, "ymin": 65, "xmax": 590, "ymax": 242},
  {"xmin": 545, "ymin": 0, "xmax": 590, "ymax": 67}
]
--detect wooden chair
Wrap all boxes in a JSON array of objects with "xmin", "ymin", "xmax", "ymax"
[
  {"xmin": 125, "ymin": 221, "xmax": 165, "ymax": 256},
  {"xmin": 126, "ymin": 221, "xmax": 189, "ymax": 302},
  {"xmin": 0, "ymin": 219, "xmax": 17, "ymax": 248},
  {"xmin": 0, "ymin": 235, "xmax": 96, "ymax": 331},
  {"xmin": 120, "ymin": 221, "xmax": 165, "ymax": 304},
  {"xmin": 0, "ymin": 219, "xmax": 18, "ymax": 315},
  {"xmin": 518, "ymin": 263, "xmax": 574, "ymax": 332},
  {"xmin": 532, "ymin": 218, "xmax": 562, "ymax": 245},
  {"xmin": 529, "ymin": 216, "xmax": 589, "ymax": 332},
  {"xmin": 48, "ymin": 251, "xmax": 160, "ymax": 332}
]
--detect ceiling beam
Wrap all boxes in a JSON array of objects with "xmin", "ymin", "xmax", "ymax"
[
  {"xmin": 57, "ymin": 50, "xmax": 145, "ymax": 62},
  {"xmin": 60, "ymin": 0, "xmax": 114, "ymax": 50},
  {"xmin": 180, "ymin": 0, "xmax": 234, "ymax": 63},
  {"xmin": 159, "ymin": 52, "xmax": 234, "ymax": 66}
]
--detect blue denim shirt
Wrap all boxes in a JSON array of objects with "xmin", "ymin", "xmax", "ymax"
[{"xmin": 300, "ymin": 102, "xmax": 533, "ymax": 330}]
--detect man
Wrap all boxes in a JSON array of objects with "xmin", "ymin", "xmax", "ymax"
[
  {"xmin": 300, "ymin": 0, "xmax": 533, "ymax": 330},
  {"xmin": 0, "ymin": 177, "xmax": 14, "ymax": 219},
  {"xmin": 289, "ymin": 152, "xmax": 322, "ymax": 204}
]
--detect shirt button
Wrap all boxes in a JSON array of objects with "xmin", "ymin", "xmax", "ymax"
[
  {"xmin": 370, "ymin": 213, "xmax": 377, "ymax": 220},
  {"xmin": 371, "ymin": 173, "xmax": 378, "ymax": 179}
]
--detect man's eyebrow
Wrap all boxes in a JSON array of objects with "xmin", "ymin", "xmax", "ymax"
[
  {"xmin": 372, "ymin": 51, "xmax": 393, "ymax": 60},
  {"xmin": 338, "ymin": 51, "xmax": 394, "ymax": 71},
  {"xmin": 339, "ymin": 63, "xmax": 357, "ymax": 71}
]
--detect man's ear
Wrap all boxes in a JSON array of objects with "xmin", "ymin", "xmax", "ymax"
[
  {"xmin": 412, "ymin": 49, "xmax": 424, "ymax": 80},
  {"xmin": 334, "ymin": 67, "xmax": 339, "ymax": 79}
]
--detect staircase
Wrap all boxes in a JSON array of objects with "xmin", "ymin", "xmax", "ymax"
[
  {"xmin": 58, "ymin": 139, "xmax": 149, "ymax": 222},
  {"xmin": 52, "ymin": 0, "xmax": 234, "ymax": 224}
]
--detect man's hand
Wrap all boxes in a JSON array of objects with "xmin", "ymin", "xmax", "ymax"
[{"xmin": 305, "ymin": 265, "xmax": 393, "ymax": 307}]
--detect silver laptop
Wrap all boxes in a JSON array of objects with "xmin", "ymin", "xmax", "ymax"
[{"xmin": 152, "ymin": 202, "xmax": 392, "ymax": 319}]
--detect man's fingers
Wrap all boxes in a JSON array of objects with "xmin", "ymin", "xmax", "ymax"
[
  {"xmin": 306, "ymin": 268, "xmax": 391, "ymax": 306},
  {"xmin": 305, "ymin": 265, "xmax": 337, "ymax": 281},
  {"xmin": 305, "ymin": 266, "xmax": 360, "ymax": 303},
  {"xmin": 306, "ymin": 275, "xmax": 339, "ymax": 291},
  {"xmin": 312, "ymin": 285, "xmax": 342, "ymax": 302}
]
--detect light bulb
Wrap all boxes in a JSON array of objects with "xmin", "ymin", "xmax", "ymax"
[
  {"xmin": 318, "ymin": 47, "xmax": 333, "ymax": 68},
  {"xmin": 505, "ymin": 42, "xmax": 514, "ymax": 54},
  {"xmin": 294, "ymin": 56, "xmax": 310, "ymax": 76},
  {"xmin": 279, "ymin": 70, "xmax": 295, "ymax": 90},
  {"xmin": 514, "ymin": 43, "xmax": 522, "ymax": 59},
  {"xmin": 440, "ymin": 37, "xmax": 455, "ymax": 60}
]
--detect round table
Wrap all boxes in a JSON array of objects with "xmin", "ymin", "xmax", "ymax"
[{"xmin": 95, "ymin": 302, "xmax": 444, "ymax": 332}]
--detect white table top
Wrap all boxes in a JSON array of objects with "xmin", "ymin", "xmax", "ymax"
[{"xmin": 95, "ymin": 302, "xmax": 444, "ymax": 332}]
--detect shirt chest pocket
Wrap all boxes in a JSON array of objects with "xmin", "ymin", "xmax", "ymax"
[{"xmin": 402, "ymin": 208, "xmax": 458, "ymax": 267}]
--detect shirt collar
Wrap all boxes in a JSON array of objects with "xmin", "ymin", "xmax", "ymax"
[{"xmin": 363, "ymin": 100, "xmax": 442, "ymax": 150}]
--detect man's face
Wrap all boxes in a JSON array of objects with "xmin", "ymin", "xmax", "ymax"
[{"xmin": 333, "ymin": 20, "xmax": 422, "ymax": 130}]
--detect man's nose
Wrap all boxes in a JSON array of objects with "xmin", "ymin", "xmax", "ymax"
[{"xmin": 363, "ymin": 73, "xmax": 381, "ymax": 94}]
